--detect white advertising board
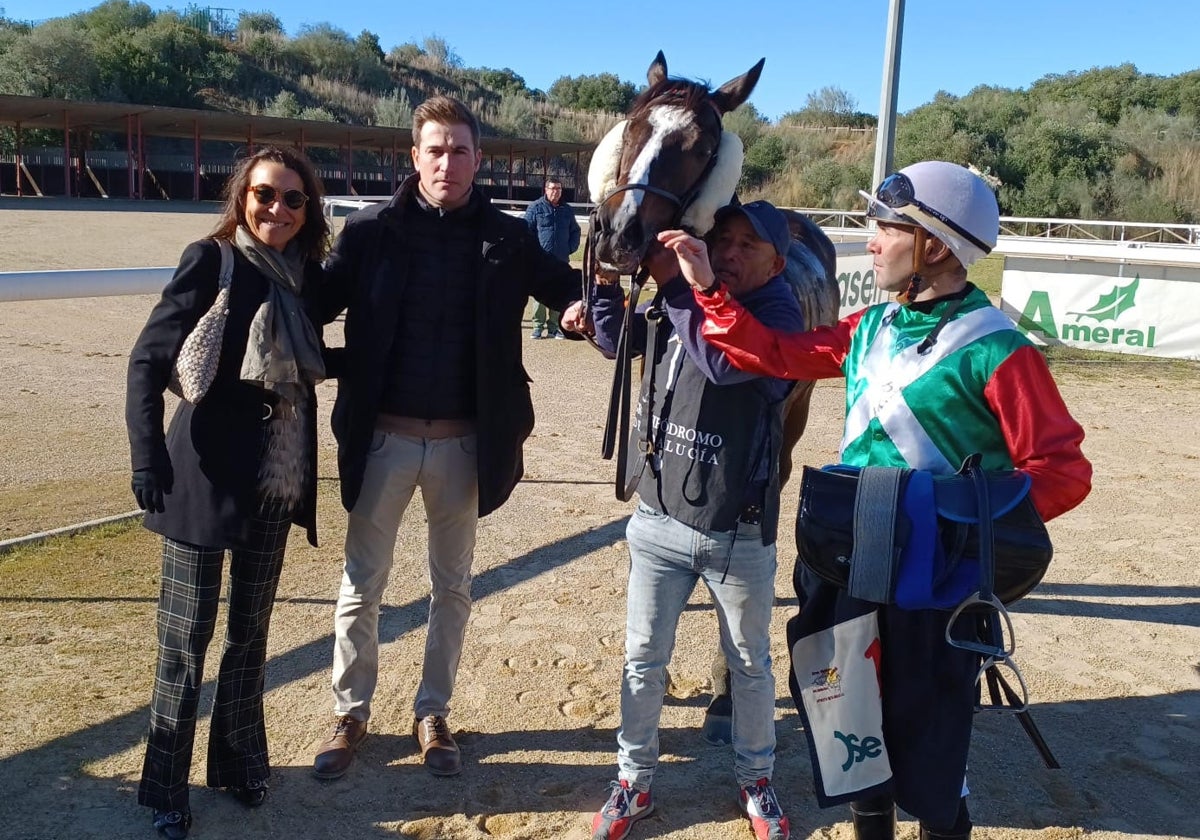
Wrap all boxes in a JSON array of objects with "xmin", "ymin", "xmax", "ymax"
[
  {"xmin": 834, "ymin": 246, "xmax": 890, "ymax": 319},
  {"xmin": 1002, "ymin": 256, "xmax": 1200, "ymax": 360}
]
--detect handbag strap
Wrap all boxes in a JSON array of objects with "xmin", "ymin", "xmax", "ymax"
[{"xmin": 216, "ymin": 237, "xmax": 234, "ymax": 291}]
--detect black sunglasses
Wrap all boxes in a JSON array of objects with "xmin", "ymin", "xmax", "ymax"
[
  {"xmin": 248, "ymin": 184, "xmax": 308, "ymax": 210},
  {"xmin": 875, "ymin": 172, "xmax": 991, "ymax": 253}
]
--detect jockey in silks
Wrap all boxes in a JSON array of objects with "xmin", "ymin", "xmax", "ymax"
[{"xmin": 686, "ymin": 161, "xmax": 1092, "ymax": 840}]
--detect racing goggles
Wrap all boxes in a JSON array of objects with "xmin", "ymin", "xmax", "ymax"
[
  {"xmin": 248, "ymin": 184, "xmax": 309, "ymax": 210},
  {"xmin": 874, "ymin": 172, "xmax": 992, "ymax": 254}
]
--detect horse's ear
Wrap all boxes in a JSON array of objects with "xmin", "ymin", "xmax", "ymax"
[
  {"xmin": 711, "ymin": 57, "xmax": 765, "ymax": 114},
  {"xmin": 647, "ymin": 51, "xmax": 668, "ymax": 86}
]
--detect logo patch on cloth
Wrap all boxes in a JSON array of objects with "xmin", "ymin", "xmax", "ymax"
[{"xmin": 792, "ymin": 611, "xmax": 892, "ymax": 797}]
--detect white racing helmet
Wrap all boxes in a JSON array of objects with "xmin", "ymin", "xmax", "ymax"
[{"xmin": 859, "ymin": 161, "xmax": 1000, "ymax": 267}]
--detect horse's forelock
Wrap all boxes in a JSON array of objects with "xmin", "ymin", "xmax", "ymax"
[
  {"xmin": 620, "ymin": 78, "xmax": 721, "ymax": 187},
  {"xmin": 628, "ymin": 78, "xmax": 717, "ymax": 122}
]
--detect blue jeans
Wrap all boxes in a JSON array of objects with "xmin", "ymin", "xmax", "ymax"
[{"xmin": 617, "ymin": 502, "xmax": 778, "ymax": 789}]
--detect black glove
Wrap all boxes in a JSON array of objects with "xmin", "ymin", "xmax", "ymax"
[{"xmin": 131, "ymin": 467, "xmax": 171, "ymax": 514}]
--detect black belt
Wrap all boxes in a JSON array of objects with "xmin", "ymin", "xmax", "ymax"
[{"xmin": 738, "ymin": 504, "xmax": 763, "ymax": 526}]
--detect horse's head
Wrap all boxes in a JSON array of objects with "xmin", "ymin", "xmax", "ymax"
[{"xmin": 588, "ymin": 52, "xmax": 764, "ymax": 274}]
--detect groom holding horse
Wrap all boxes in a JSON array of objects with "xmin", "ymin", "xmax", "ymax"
[{"xmin": 564, "ymin": 200, "xmax": 804, "ymax": 840}]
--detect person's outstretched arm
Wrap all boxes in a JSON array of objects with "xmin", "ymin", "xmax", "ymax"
[{"xmin": 696, "ymin": 284, "xmax": 856, "ymax": 382}]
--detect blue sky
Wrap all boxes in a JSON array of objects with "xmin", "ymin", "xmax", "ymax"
[{"xmin": 4, "ymin": 0, "xmax": 1196, "ymax": 121}]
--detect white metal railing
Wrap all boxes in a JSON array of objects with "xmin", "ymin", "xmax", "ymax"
[
  {"xmin": 0, "ymin": 266, "xmax": 174, "ymax": 301},
  {"xmin": 320, "ymin": 197, "xmax": 1200, "ymax": 246},
  {"xmin": 998, "ymin": 216, "xmax": 1200, "ymax": 245},
  {"xmin": 321, "ymin": 195, "xmax": 592, "ymax": 225},
  {"xmin": 4, "ymin": 205, "xmax": 1197, "ymax": 303}
]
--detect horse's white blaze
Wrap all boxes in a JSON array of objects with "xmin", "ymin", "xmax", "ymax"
[{"xmin": 609, "ymin": 105, "xmax": 695, "ymax": 239}]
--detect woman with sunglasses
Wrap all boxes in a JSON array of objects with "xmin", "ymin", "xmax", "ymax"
[
  {"xmin": 683, "ymin": 161, "xmax": 1091, "ymax": 840},
  {"xmin": 126, "ymin": 146, "xmax": 330, "ymax": 839}
]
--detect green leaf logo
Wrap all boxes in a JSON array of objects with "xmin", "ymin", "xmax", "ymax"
[{"xmin": 1068, "ymin": 276, "xmax": 1139, "ymax": 322}]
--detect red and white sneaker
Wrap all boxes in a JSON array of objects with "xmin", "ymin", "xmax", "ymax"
[
  {"xmin": 591, "ymin": 779, "xmax": 654, "ymax": 840},
  {"xmin": 739, "ymin": 778, "xmax": 790, "ymax": 840}
]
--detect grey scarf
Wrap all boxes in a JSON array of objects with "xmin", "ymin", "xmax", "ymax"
[{"xmin": 233, "ymin": 225, "xmax": 326, "ymax": 407}]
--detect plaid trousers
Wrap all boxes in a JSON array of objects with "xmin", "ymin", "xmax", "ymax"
[{"xmin": 137, "ymin": 501, "xmax": 291, "ymax": 812}]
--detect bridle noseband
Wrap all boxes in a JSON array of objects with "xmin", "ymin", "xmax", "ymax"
[
  {"xmin": 593, "ymin": 99, "xmax": 725, "ymax": 238},
  {"xmin": 582, "ymin": 100, "xmax": 724, "ymax": 322}
]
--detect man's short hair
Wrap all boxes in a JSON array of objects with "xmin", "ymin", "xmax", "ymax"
[
  {"xmin": 545, "ymin": 177, "xmax": 562, "ymax": 187},
  {"xmin": 412, "ymin": 95, "xmax": 480, "ymax": 150}
]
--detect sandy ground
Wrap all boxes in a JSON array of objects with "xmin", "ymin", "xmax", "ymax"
[{"xmin": 0, "ymin": 204, "xmax": 1198, "ymax": 840}]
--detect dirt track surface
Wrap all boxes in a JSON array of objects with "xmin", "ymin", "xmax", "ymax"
[{"xmin": 0, "ymin": 205, "xmax": 1198, "ymax": 840}]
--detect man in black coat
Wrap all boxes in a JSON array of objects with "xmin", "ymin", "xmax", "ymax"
[{"xmin": 312, "ymin": 96, "xmax": 581, "ymax": 780}]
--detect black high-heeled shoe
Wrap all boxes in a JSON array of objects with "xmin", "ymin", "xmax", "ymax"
[
  {"xmin": 227, "ymin": 778, "xmax": 269, "ymax": 808},
  {"xmin": 152, "ymin": 808, "xmax": 192, "ymax": 839}
]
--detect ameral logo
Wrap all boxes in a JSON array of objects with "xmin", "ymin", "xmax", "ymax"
[{"xmin": 1017, "ymin": 275, "xmax": 1158, "ymax": 349}]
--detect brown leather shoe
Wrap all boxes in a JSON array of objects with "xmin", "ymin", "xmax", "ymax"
[
  {"xmin": 313, "ymin": 715, "xmax": 367, "ymax": 779},
  {"xmin": 413, "ymin": 715, "xmax": 462, "ymax": 776}
]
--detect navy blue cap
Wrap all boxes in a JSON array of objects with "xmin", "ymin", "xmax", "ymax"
[{"xmin": 714, "ymin": 200, "xmax": 791, "ymax": 258}]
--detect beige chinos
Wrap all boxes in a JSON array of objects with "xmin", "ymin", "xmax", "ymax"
[{"xmin": 331, "ymin": 428, "xmax": 479, "ymax": 722}]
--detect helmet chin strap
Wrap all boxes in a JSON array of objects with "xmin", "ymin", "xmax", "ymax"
[{"xmin": 901, "ymin": 227, "xmax": 928, "ymax": 304}]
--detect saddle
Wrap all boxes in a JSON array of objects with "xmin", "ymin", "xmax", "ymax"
[
  {"xmin": 794, "ymin": 455, "xmax": 1053, "ymax": 608},
  {"xmin": 795, "ymin": 455, "xmax": 1062, "ymax": 769}
]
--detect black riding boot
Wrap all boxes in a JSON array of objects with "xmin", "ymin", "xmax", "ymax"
[
  {"xmin": 850, "ymin": 795, "xmax": 896, "ymax": 840},
  {"xmin": 701, "ymin": 648, "xmax": 733, "ymax": 745},
  {"xmin": 919, "ymin": 797, "xmax": 972, "ymax": 840}
]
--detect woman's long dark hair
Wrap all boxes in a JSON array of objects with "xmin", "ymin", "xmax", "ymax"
[{"xmin": 210, "ymin": 145, "xmax": 331, "ymax": 262}]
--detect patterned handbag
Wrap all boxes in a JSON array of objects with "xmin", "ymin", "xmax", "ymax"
[{"xmin": 171, "ymin": 239, "xmax": 234, "ymax": 404}]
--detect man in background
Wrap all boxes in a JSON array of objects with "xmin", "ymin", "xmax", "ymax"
[{"xmin": 524, "ymin": 177, "xmax": 581, "ymax": 339}]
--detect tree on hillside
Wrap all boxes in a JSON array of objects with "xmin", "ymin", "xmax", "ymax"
[
  {"xmin": 549, "ymin": 72, "xmax": 636, "ymax": 113},
  {"xmin": 237, "ymin": 11, "xmax": 283, "ymax": 35},
  {"xmin": 74, "ymin": 0, "xmax": 155, "ymax": 39},
  {"xmin": 723, "ymin": 102, "xmax": 768, "ymax": 148},
  {"xmin": 93, "ymin": 12, "xmax": 237, "ymax": 105},
  {"xmin": 741, "ymin": 133, "xmax": 786, "ymax": 189},
  {"xmin": 782, "ymin": 85, "xmax": 857, "ymax": 126},
  {"xmin": 387, "ymin": 42, "xmax": 423, "ymax": 69},
  {"xmin": 894, "ymin": 94, "xmax": 986, "ymax": 170},
  {"xmin": 354, "ymin": 29, "xmax": 384, "ymax": 64},
  {"xmin": 1032, "ymin": 63, "xmax": 1159, "ymax": 126},
  {"xmin": 374, "ymin": 87, "xmax": 412, "ymax": 127},
  {"xmin": 422, "ymin": 35, "xmax": 461, "ymax": 69},
  {"xmin": 476, "ymin": 67, "xmax": 528, "ymax": 97},
  {"xmin": 0, "ymin": 18, "xmax": 99, "ymax": 99},
  {"xmin": 262, "ymin": 89, "xmax": 299, "ymax": 118},
  {"xmin": 291, "ymin": 23, "xmax": 357, "ymax": 82}
]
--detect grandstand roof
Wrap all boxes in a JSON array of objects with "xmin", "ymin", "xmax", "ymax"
[{"xmin": 0, "ymin": 94, "xmax": 593, "ymax": 159}]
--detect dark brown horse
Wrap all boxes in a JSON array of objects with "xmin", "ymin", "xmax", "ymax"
[
  {"xmin": 588, "ymin": 52, "xmax": 761, "ymax": 274},
  {"xmin": 584, "ymin": 52, "xmax": 843, "ymax": 741},
  {"xmin": 585, "ymin": 51, "xmax": 840, "ymax": 482}
]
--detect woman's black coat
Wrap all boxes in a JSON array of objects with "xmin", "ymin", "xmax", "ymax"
[{"xmin": 126, "ymin": 239, "xmax": 322, "ymax": 548}]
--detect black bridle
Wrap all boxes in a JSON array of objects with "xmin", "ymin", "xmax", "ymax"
[
  {"xmin": 581, "ymin": 115, "xmax": 723, "ymax": 324},
  {"xmin": 581, "ymin": 110, "xmax": 724, "ymax": 487}
]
